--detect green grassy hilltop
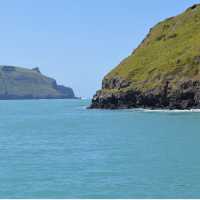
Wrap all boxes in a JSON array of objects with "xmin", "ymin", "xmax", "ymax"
[
  {"xmin": 91, "ymin": 4, "xmax": 200, "ymax": 109},
  {"xmin": 105, "ymin": 4, "xmax": 200, "ymax": 91}
]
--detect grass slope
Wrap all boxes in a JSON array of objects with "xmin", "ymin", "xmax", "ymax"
[{"xmin": 104, "ymin": 4, "xmax": 200, "ymax": 92}]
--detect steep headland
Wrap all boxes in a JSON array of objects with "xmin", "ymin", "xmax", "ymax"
[
  {"xmin": 0, "ymin": 65, "xmax": 76, "ymax": 99},
  {"xmin": 90, "ymin": 4, "xmax": 200, "ymax": 109}
]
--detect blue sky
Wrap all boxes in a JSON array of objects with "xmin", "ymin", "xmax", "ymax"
[{"xmin": 0, "ymin": 0, "xmax": 198, "ymax": 97}]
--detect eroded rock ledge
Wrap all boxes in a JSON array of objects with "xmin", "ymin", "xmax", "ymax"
[{"xmin": 90, "ymin": 80, "xmax": 200, "ymax": 109}]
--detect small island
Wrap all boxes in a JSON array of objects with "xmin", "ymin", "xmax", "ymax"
[
  {"xmin": 0, "ymin": 65, "xmax": 76, "ymax": 99},
  {"xmin": 90, "ymin": 4, "xmax": 200, "ymax": 109}
]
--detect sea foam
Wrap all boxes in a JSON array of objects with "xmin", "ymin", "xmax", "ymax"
[{"xmin": 131, "ymin": 108, "xmax": 200, "ymax": 113}]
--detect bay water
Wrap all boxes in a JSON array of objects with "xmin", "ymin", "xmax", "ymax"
[{"xmin": 0, "ymin": 99, "xmax": 200, "ymax": 198}]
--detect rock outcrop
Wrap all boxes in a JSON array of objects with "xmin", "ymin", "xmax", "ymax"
[
  {"xmin": 0, "ymin": 65, "xmax": 76, "ymax": 99},
  {"xmin": 90, "ymin": 4, "xmax": 200, "ymax": 109}
]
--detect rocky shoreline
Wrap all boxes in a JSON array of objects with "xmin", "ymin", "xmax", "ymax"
[{"xmin": 90, "ymin": 79, "xmax": 200, "ymax": 110}]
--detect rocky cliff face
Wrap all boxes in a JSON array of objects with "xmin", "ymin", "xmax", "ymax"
[
  {"xmin": 91, "ymin": 80, "xmax": 200, "ymax": 109},
  {"xmin": 0, "ymin": 66, "xmax": 76, "ymax": 99},
  {"xmin": 90, "ymin": 4, "xmax": 200, "ymax": 109}
]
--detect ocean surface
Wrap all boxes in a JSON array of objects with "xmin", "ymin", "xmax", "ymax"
[{"xmin": 0, "ymin": 99, "xmax": 200, "ymax": 198}]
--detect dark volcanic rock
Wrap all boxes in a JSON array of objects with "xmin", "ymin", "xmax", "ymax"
[
  {"xmin": 102, "ymin": 77, "xmax": 131, "ymax": 89},
  {"xmin": 90, "ymin": 80, "xmax": 200, "ymax": 109}
]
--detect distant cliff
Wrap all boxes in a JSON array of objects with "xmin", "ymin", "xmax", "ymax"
[
  {"xmin": 0, "ymin": 66, "xmax": 76, "ymax": 99},
  {"xmin": 90, "ymin": 4, "xmax": 200, "ymax": 109}
]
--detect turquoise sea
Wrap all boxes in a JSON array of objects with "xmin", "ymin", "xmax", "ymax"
[{"xmin": 0, "ymin": 99, "xmax": 200, "ymax": 198}]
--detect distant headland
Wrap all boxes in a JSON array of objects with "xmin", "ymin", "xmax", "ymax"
[{"xmin": 0, "ymin": 65, "xmax": 77, "ymax": 100}]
